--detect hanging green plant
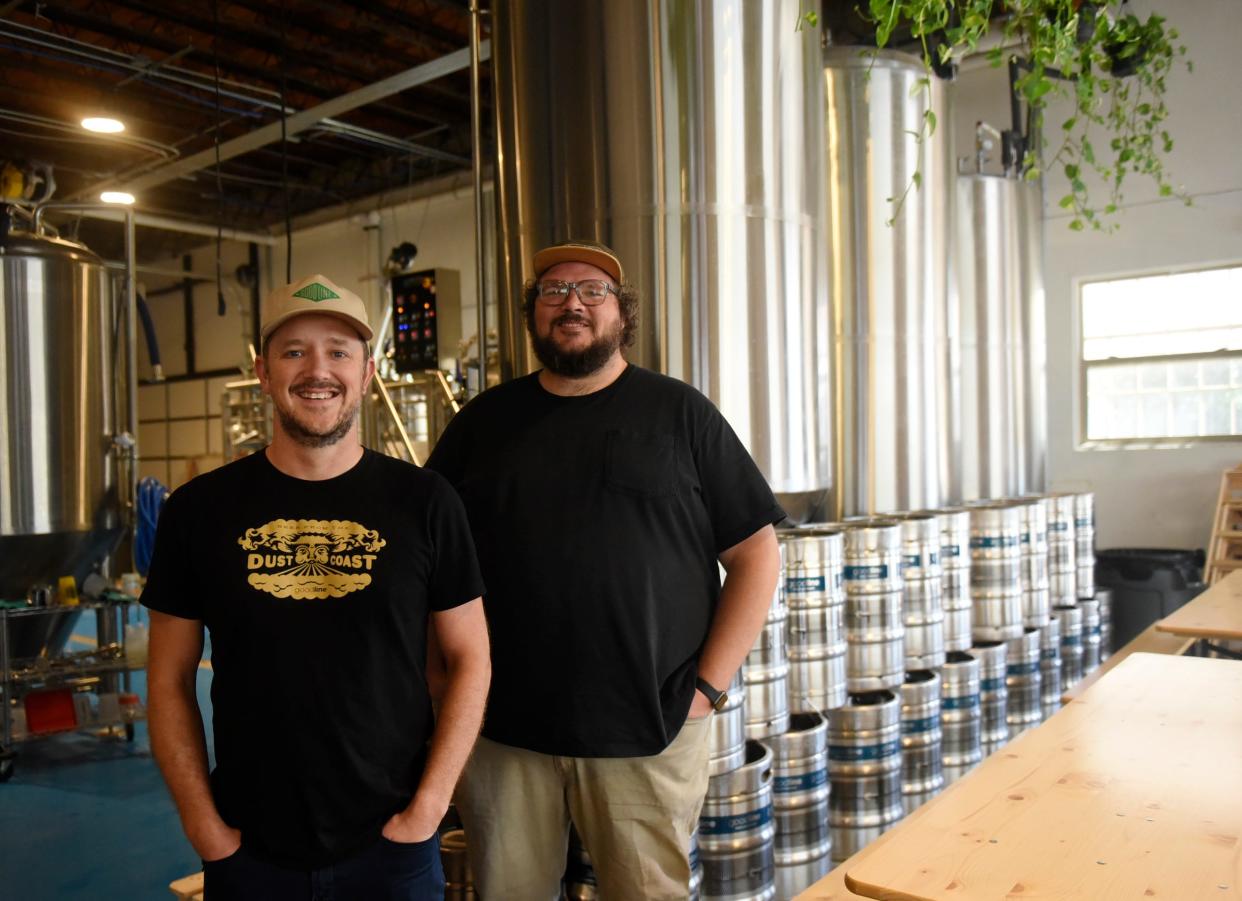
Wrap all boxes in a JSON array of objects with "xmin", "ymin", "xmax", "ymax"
[{"xmin": 819, "ymin": 0, "xmax": 1192, "ymax": 231}]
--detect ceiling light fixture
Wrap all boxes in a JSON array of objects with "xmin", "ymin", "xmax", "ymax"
[
  {"xmin": 100, "ymin": 191, "xmax": 135, "ymax": 205},
  {"xmin": 81, "ymin": 116, "xmax": 126, "ymax": 134}
]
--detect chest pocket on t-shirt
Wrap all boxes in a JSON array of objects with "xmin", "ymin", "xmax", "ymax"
[{"xmin": 604, "ymin": 429, "xmax": 678, "ymax": 499}]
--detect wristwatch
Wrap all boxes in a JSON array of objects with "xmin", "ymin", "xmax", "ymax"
[{"xmin": 695, "ymin": 676, "xmax": 729, "ymax": 712}]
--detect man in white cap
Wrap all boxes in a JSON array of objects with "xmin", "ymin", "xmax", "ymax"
[
  {"xmin": 427, "ymin": 241, "xmax": 783, "ymax": 899},
  {"xmin": 145, "ymin": 274, "xmax": 490, "ymax": 900}
]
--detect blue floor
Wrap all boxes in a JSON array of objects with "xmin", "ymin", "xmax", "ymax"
[{"xmin": 1, "ymin": 608, "xmax": 214, "ymax": 901}]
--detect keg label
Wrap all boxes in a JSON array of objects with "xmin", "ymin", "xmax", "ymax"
[
  {"xmin": 1048, "ymin": 522, "xmax": 1069, "ymax": 532},
  {"xmin": 1040, "ymin": 648, "xmax": 1059, "ymax": 660},
  {"xmin": 786, "ymin": 575, "xmax": 826, "ymax": 594},
  {"xmin": 941, "ymin": 694, "xmax": 980, "ymax": 710},
  {"xmin": 828, "ymin": 740, "xmax": 901, "ymax": 762},
  {"xmin": 1006, "ymin": 662, "xmax": 1039, "ymax": 676},
  {"xmin": 774, "ymin": 769, "xmax": 829, "ymax": 792},
  {"xmin": 943, "ymin": 544, "xmax": 961, "ymax": 558},
  {"xmin": 1061, "ymin": 636, "xmax": 1083, "ymax": 646},
  {"xmin": 1020, "ymin": 532, "xmax": 1031, "ymax": 545},
  {"xmin": 1075, "ymin": 518, "xmax": 1091, "ymax": 528},
  {"xmin": 698, "ymin": 805, "xmax": 772, "ymax": 836},
  {"xmin": 981, "ymin": 677, "xmax": 1005, "ymax": 692},
  {"xmin": 844, "ymin": 564, "xmax": 889, "ymax": 581},
  {"xmin": 901, "ymin": 714, "xmax": 941, "ymax": 734},
  {"xmin": 970, "ymin": 536, "xmax": 1019, "ymax": 549},
  {"xmin": 902, "ymin": 555, "xmax": 921, "ymax": 571}
]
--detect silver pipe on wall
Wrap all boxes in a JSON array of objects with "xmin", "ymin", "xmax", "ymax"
[
  {"xmin": 470, "ymin": 2, "xmax": 487, "ymax": 389},
  {"xmin": 491, "ymin": 0, "xmax": 830, "ymax": 518}
]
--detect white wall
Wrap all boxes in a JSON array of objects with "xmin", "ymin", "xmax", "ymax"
[{"xmin": 955, "ymin": 0, "xmax": 1242, "ymax": 551}]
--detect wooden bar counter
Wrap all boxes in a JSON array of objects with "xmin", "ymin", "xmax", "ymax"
[
  {"xmin": 805, "ymin": 653, "xmax": 1242, "ymax": 900},
  {"xmin": 1157, "ymin": 568, "xmax": 1242, "ymax": 641}
]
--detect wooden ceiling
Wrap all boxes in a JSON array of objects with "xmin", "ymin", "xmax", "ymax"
[{"xmin": 0, "ymin": 0, "xmax": 486, "ymax": 259}]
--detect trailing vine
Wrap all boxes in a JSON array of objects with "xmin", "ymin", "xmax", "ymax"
[{"xmin": 813, "ymin": 1, "xmax": 1191, "ymax": 231}]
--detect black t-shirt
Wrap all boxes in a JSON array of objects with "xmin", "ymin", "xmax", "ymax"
[
  {"xmin": 425, "ymin": 365, "xmax": 783, "ymax": 757},
  {"xmin": 141, "ymin": 449, "xmax": 484, "ymax": 868}
]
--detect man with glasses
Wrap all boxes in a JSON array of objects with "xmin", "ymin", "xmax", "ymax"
[{"xmin": 427, "ymin": 240, "xmax": 783, "ymax": 899}]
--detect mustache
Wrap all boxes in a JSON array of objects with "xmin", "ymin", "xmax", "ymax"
[
  {"xmin": 291, "ymin": 379, "xmax": 344, "ymax": 392},
  {"xmin": 552, "ymin": 312, "xmax": 592, "ymax": 328}
]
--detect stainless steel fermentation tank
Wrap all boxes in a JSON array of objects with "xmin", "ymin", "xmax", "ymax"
[
  {"xmin": 954, "ymin": 175, "xmax": 1047, "ymax": 499},
  {"xmin": 1, "ymin": 230, "xmax": 127, "ymax": 656},
  {"xmin": 492, "ymin": 0, "xmax": 830, "ymax": 520},
  {"xmin": 824, "ymin": 48, "xmax": 955, "ymax": 516}
]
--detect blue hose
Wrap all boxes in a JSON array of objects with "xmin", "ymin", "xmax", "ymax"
[{"xmin": 135, "ymin": 476, "xmax": 169, "ymax": 577}]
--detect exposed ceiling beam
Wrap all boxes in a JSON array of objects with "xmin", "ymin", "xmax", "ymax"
[{"xmin": 76, "ymin": 41, "xmax": 488, "ymax": 199}]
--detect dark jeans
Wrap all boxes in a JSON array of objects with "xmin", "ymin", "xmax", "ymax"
[{"xmin": 203, "ymin": 835, "xmax": 445, "ymax": 901}]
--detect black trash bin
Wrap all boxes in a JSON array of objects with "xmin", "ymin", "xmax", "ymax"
[{"xmin": 1095, "ymin": 548, "xmax": 1205, "ymax": 651}]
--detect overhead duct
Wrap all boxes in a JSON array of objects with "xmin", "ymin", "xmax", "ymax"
[
  {"xmin": 825, "ymin": 48, "xmax": 953, "ymax": 516},
  {"xmin": 492, "ymin": 0, "xmax": 830, "ymax": 520}
]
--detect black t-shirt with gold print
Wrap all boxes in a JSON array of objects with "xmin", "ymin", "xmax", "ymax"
[{"xmin": 142, "ymin": 448, "xmax": 484, "ymax": 868}]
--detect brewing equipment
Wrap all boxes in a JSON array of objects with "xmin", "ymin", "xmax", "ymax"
[
  {"xmin": 968, "ymin": 503, "xmax": 1023, "ymax": 641},
  {"xmin": 1, "ymin": 226, "xmax": 133, "ymax": 658},
  {"xmin": 700, "ymin": 740, "xmax": 777, "ymax": 901},
  {"xmin": 769, "ymin": 713, "xmax": 831, "ymax": 898},
  {"xmin": 840, "ymin": 520, "xmax": 905, "ymax": 692},
  {"xmin": 1075, "ymin": 492, "xmax": 1096, "ymax": 600},
  {"xmin": 892, "ymin": 514, "xmax": 946, "ymax": 671},
  {"xmin": 941, "ymin": 651, "xmax": 983, "ymax": 784},
  {"xmin": 972, "ymin": 641, "xmax": 1010, "ymax": 754},
  {"xmin": 1039, "ymin": 617, "xmax": 1062, "ymax": 721},
  {"xmin": 744, "ymin": 585, "xmax": 790, "ymax": 740},
  {"xmin": 900, "ymin": 670, "xmax": 944, "ymax": 813},
  {"xmin": 827, "ymin": 690, "xmax": 903, "ymax": 864},
  {"xmin": 933, "ymin": 508, "xmax": 973, "ymax": 651},
  {"xmin": 780, "ymin": 528, "xmax": 848, "ymax": 714},
  {"xmin": 826, "ymin": 48, "xmax": 952, "ymax": 516},
  {"xmin": 1005, "ymin": 627, "xmax": 1042, "ymax": 738},
  {"xmin": 1054, "ymin": 604, "xmax": 1085, "ymax": 689},
  {"xmin": 492, "ymin": 0, "xmax": 830, "ymax": 522}
]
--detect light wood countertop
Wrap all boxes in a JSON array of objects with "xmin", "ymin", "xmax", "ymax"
[
  {"xmin": 1157, "ymin": 569, "xmax": 1242, "ymax": 641},
  {"xmin": 840, "ymin": 653, "xmax": 1242, "ymax": 900}
]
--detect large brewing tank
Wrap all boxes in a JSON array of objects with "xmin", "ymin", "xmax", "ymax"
[
  {"xmin": 1, "ymin": 230, "xmax": 124, "ymax": 655},
  {"xmin": 825, "ymin": 48, "xmax": 953, "ymax": 516},
  {"xmin": 492, "ymin": 0, "xmax": 831, "ymax": 521},
  {"xmin": 955, "ymin": 174, "xmax": 1047, "ymax": 499}
]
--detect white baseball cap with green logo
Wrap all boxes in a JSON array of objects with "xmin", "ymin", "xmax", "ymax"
[{"xmin": 260, "ymin": 274, "xmax": 374, "ymax": 343}]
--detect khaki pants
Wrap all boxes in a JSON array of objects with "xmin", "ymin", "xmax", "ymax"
[{"xmin": 456, "ymin": 715, "xmax": 712, "ymax": 900}]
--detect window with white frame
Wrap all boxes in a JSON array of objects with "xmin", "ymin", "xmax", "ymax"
[{"xmin": 1081, "ymin": 264, "xmax": 1242, "ymax": 441}]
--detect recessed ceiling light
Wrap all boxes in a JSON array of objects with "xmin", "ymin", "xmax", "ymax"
[
  {"xmin": 81, "ymin": 117, "xmax": 125, "ymax": 134},
  {"xmin": 100, "ymin": 191, "xmax": 135, "ymax": 205}
]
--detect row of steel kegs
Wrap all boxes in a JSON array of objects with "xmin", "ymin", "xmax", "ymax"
[{"xmin": 689, "ymin": 492, "xmax": 1110, "ymax": 901}]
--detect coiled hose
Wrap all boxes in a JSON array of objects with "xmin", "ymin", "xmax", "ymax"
[{"xmin": 135, "ymin": 476, "xmax": 170, "ymax": 577}]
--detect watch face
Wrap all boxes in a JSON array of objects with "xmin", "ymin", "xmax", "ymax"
[{"xmin": 712, "ymin": 691, "xmax": 729, "ymax": 712}]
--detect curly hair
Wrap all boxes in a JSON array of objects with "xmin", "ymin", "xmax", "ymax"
[{"xmin": 522, "ymin": 278, "xmax": 639, "ymax": 349}]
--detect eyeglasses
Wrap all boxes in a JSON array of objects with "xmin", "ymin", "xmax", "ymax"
[{"xmin": 534, "ymin": 279, "xmax": 618, "ymax": 306}]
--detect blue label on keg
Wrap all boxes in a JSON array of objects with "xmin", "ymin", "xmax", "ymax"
[
  {"xmin": 1040, "ymin": 648, "xmax": 1059, "ymax": 660},
  {"xmin": 844, "ymin": 564, "xmax": 889, "ymax": 581},
  {"xmin": 929, "ymin": 551, "xmax": 939, "ymax": 565},
  {"xmin": 901, "ymin": 714, "xmax": 941, "ymax": 734},
  {"xmin": 1021, "ymin": 532, "xmax": 1031, "ymax": 545},
  {"xmin": 980, "ymin": 677, "xmax": 1005, "ymax": 692},
  {"xmin": 941, "ymin": 694, "xmax": 980, "ymax": 710},
  {"xmin": 699, "ymin": 805, "xmax": 772, "ymax": 836},
  {"xmin": 787, "ymin": 575, "xmax": 826, "ymax": 594},
  {"xmin": 773, "ymin": 769, "xmax": 828, "ymax": 792},
  {"xmin": 836, "ymin": 572, "xmax": 844, "ymax": 589},
  {"xmin": 1075, "ymin": 518, "xmax": 1091, "ymax": 528},
  {"xmin": 1091, "ymin": 626, "xmax": 1102, "ymax": 637},
  {"xmin": 828, "ymin": 740, "xmax": 901, "ymax": 762},
  {"xmin": 1062, "ymin": 636, "xmax": 1083, "ymax": 647},
  {"xmin": 970, "ymin": 536, "xmax": 1019, "ymax": 549},
  {"xmin": 943, "ymin": 544, "xmax": 961, "ymax": 558},
  {"xmin": 902, "ymin": 554, "xmax": 922, "ymax": 571},
  {"xmin": 1006, "ymin": 662, "xmax": 1039, "ymax": 676},
  {"xmin": 1049, "ymin": 522, "xmax": 1069, "ymax": 532}
]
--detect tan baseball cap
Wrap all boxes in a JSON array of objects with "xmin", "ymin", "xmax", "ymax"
[
  {"xmin": 532, "ymin": 240, "xmax": 624, "ymax": 285},
  {"xmin": 260, "ymin": 274, "xmax": 373, "ymax": 343}
]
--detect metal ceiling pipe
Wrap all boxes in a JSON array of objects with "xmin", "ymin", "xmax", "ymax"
[
  {"xmin": 77, "ymin": 43, "xmax": 489, "ymax": 199},
  {"xmin": 37, "ymin": 207, "xmax": 279, "ymax": 245}
]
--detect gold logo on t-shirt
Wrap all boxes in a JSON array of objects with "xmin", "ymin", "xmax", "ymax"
[{"xmin": 238, "ymin": 519, "xmax": 387, "ymax": 599}]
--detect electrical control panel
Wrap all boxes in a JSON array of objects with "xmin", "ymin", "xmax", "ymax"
[{"xmin": 390, "ymin": 268, "xmax": 461, "ymax": 373}]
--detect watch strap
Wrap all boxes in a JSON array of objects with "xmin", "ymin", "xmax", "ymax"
[{"xmin": 695, "ymin": 676, "xmax": 726, "ymax": 711}]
